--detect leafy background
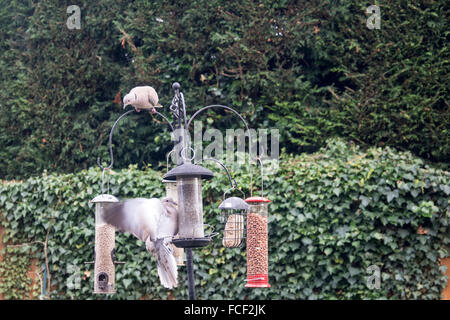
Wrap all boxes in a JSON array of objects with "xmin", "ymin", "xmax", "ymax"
[
  {"xmin": 0, "ymin": 0, "xmax": 448, "ymax": 300},
  {"xmin": 0, "ymin": 0, "xmax": 448, "ymax": 180},
  {"xmin": 0, "ymin": 140, "xmax": 449, "ymax": 299}
]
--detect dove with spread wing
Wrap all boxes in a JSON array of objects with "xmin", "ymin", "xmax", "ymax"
[{"xmin": 102, "ymin": 197, "xmax": 179, "ymax": 289}]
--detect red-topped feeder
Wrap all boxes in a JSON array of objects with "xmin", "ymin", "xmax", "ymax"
[{"xmin": 245, "ymin": 196, "xmax": 271, "ymax": 288}]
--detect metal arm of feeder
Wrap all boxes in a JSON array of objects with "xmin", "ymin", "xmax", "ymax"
[
  {"xmin": 97, "ymin": 109, "xmax": 136, "ymax": 170},
  {"xmin": 153, "ymin": 110, "xmax": 175, "ymax": 132},
  {"xmin": 195, "ymin": 157, "xmax": 237, "ymax": 189},
  {"xmin": 186, "ymin": 105, "xmax": 253, "ymax": 197}
]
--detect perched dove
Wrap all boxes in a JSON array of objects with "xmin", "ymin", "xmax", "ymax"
[
  {"xmin": 102, "ymin": 197, "xmax": 179, "ymax": 289},
  {"xmin": 123, "ymin": 86, "xmax": 163, "ymax": 113}
]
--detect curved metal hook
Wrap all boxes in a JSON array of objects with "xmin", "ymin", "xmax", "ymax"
[
  {"xmin": 97, "ymin": 109, "xmax": 135, "ymax": 170},
  {"xmin": 186, "ymin": 104, "xmax": 253, "ymax": 196},
  {"xmin": 153, "ymin": 110, "xmax": 175, "ymax": 132},
  {"xmin": 195, "ymin": 157, "xmax": 237, "ymax": 189}
]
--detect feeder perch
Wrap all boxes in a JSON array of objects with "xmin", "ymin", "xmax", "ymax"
[
  {"xmin": 163, "ymin": 163, "xmax": 214, "ymax": 248},
  {"xmin": 162, "ymin": 179, "xmax": 185, "ymax": 266},
  {"xmin": 245, "ymin": 196, "xmax": 271, "ymax": 288},
  {"xmin": 219, "ymin": 196, "xmax": 249, "ymax": 248},
  {"xmin": 91, "ymin": 194, "xmax": 119, "ymax": 294}
]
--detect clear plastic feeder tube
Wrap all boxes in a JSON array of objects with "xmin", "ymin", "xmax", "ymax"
[
  {"xmin": 177, "ymin": 176, "xmax": 204, "ymax": 239},
  {"xmin": 163, "ymin": 179, "xmax": 185, "ymax": 265},
  {"xmin": 245, "ymin": 197, "xmax": 271, "ymax": 288},
  {"xmin": 92, "ymin": 194, "xmax": 118, "ymax": 294}
]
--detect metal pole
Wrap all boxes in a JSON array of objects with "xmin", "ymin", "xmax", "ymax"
[
  {"xmin": 171, "ymin": 83, "xmax": 196, "ymax": 300},
  {"xmin": 185, "ymin": 248, "xmax": 196, "ymax": 300}
]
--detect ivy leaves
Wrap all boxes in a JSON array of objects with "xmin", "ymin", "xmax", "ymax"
[{"xmin": 0, "ymin": 139, "xmax": 449, "ymax": 299}]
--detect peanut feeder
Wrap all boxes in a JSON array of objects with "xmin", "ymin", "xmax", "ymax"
[{"xmin": 245, "ymin": 196, "xmax": 271, "ymax": 288}]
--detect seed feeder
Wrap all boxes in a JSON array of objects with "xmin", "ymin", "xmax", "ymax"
[
  {"xmin": 219, "ymin": 189, "xmax": 249, "ymax": 248},
  {"xmin": 163, "ymin": 162, "xmax": 214, "ymax": 248},
  {"xmin": 162, "ymin": 150, "xmax": 185, "ymax": 266},
  {"xmin": 245, "ymin": 156, "xmax": 271, "ymax": 288},
  {"xmin": 86, "ymin": 142, "xmax": 125, "ymax": 294},
  {"xmin": 90, "ymin": 193, "xmax": 120, "ymax": 294}
]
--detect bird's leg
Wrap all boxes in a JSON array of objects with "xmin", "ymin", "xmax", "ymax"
[
  {"xmin": 135, "ymin": 107, "xmax": 141, "ymax": 112},
  {"xmin": 151, "ymin": 107, "xmax": 157, "ymax": 114}
]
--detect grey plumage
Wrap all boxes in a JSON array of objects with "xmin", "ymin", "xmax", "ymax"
[{"xmin": 103, "ymin": 197, "xmax": 179, "ymax": 289}]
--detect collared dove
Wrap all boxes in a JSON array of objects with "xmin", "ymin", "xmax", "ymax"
[
  {"xmin": 102, "ymin": 197, "xmax": 179, "ymax": 289},
  {"xmin": 123, "ymin": 86, "xmax": 163, "ymax": 113}
]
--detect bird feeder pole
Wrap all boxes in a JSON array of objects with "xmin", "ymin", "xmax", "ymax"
[
  {"xmin": 98, "ymin": 81, "xmax": 254, "ymax": 299},
  {"xmin": 173, "ymin": 83, "xmax": 195, "ymax": 299}
]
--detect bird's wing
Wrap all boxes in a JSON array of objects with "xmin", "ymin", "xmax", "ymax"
[
  {"xmin": 152, "ymin": 238, "xmax": 178, "ymax": 289},
  {"xmin": 157, "ymin": 198, "xmax": 179, "ymax": 239},
  {"xmin": 102, "ymin": 198, "xmax": 162, "ymax": 242},
  {"xmin": 148, "ymin": 93, "xmax": 157, "ymax": 107},
  {"xmin": 147, "ymin": 86, "xmax": 162, "ymax": 108}
]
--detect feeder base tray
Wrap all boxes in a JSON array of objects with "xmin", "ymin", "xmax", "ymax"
[{"xmin": 172, "ymin": 237, "xmax": 211, "ymax": 248}]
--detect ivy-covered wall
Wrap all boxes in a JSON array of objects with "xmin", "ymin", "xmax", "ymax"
[{"xmin": 0, "ymin": 139, "xmax": 448, "ymax": 299}]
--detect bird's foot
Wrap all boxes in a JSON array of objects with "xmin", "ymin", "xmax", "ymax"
[
  {"xmin": 135, "ymin": 108, "xmax": 141, "ymax": 112},
  {"xmin": 151, "ymin": 107, "xmax": 157, "ymax": 114}
]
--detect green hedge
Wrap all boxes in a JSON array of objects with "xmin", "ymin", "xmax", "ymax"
[
  {"xmin": 0, "ymin": 139, "xmax": 449, "ymax": 299},
  {"xmin": 1, "ymin": 1, "xmax": 448, "ymax": 180}
]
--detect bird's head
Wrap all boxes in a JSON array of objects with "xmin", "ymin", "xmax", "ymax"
[
  {"xmin": 161, "ymin": 197, "xmax": 178, "ymax": 217},
  {"xmin": 123, "ymin": 93, "xmax": 137, "ymax": 109},
  {"xmin": 161, "ymin": 197, "xmax": 177, "ymax": 206}
]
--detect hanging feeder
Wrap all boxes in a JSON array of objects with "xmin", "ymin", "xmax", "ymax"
[
  {"xmin": 219, "ymin": 192, "xmax": 249, "ymax": 248},
  {"xmin": 162, "ymin": 178, "xmax": 185, "ymax": 266},
  {"xmin": 90, "ymin": 194, "xmax": 120, "ymax": 294},
  {"xmin": 245, "ymin": 196, "xmax": 271, "ymax": 288},
  {"xmin": 162, "ymin": 149, "xmax": 185, "ymax": 265},
  {"xmin": 245, "ymin": 154, "xmax": 271, "ymax": 288},
  {"xmin": 163, "ymin": 162, "xmax": 214, "ymax": 248}
]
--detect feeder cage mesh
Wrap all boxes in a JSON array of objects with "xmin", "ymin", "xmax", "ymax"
[{"xmin": 221, "ymin": 212, "xmax": 246, "ymax": 248}]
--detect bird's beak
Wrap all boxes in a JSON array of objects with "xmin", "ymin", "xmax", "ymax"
[{"xmin": 123, "ymin": 104, "xmax": 127, "ymax": 109}]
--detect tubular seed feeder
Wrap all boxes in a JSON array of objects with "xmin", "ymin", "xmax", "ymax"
[
  {"xmin": 90, "ymin": 193, "xmax": 119, "ymax": 294},
  {"xmin": 162, "ymin": 149, "xmax": 185, "ymax": 266},
  {"xmin": 245, "ymin": 156, "xmax": 271, "ymax": 288},
  {"xmin": 163, "ymin": 162, "xmax": 214, "ymax": 247},
  {"xmin": 245, "ymin": 196, "xmax": 271, "ymax": 288}
]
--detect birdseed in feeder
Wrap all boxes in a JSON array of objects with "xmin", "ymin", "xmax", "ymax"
[
  {"xmin": 246, "ymin": 213, "xmax": 269, "ymax": 276},
  {"xmin": 177, "ymin": 177, "xmax": 204, "ymax": 239},
  {"xmin": 222, "ymin": 214, "xmax": 245, "ymax": 248},
  {"xmin": 94, "ymin": 223, "xmax": 115, "ymax": 293}
]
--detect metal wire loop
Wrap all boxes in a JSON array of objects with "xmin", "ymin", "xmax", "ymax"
[{"xmin": 180, "ymin": 146, "xmax": 195, "ymax": 162}]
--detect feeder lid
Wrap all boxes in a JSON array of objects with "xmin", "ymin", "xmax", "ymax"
[
  {"xmin": 91, "ymin": 194, "xmax": 119, "ymax": 203},
  {"xmin": 245, "ymin": 196, "xmax": 271, "ymax": 203},
  {"xmin": 163, "ymin": 163, "xmax": 214, "ymax": 181},
  {"xmin": 219, "ymin": 197, "xmax": 249, "ymax": 210}
]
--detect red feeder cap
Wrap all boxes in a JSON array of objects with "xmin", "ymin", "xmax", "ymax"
[
  {"xmin": 245, "ymin": 274, "xmax": 271, "ymax": 288},
  {"xmin": 245, "ymin": 196, "xmax": 271, "ymax": 203}
]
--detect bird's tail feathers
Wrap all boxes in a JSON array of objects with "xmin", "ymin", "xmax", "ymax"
[{"xmin": 154, "ymin": 240, "xmax": 178, "ymax": 289}]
